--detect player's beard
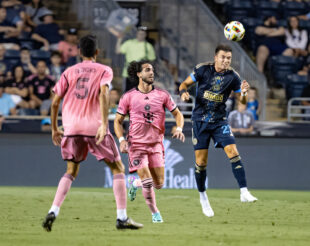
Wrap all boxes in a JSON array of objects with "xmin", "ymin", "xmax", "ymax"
[{"xmin": 142, "ymin": 77, "xmax": 154, "ymax": 85}]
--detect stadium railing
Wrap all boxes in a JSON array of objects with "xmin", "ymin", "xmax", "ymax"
[
  {"xmin": 71, "ymin": 0, "xmax": 175, "ymax": 91},
  {"xmin": 287, "ymin": 97, "xmax": 310, "ymax": 122},
  {"xmin": 158, "ymin": 0, "xmax": 267, "ymax": 120}
]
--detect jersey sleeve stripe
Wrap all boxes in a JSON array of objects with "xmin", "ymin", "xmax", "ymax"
[
  {"xmin": 170, "ymin": 106, "xmax": 178, "ymax": 112},
  {"xmin": 116, "ymin": 111, "xmax": 126, "ymax": 116},
  {"xmin": 190, "ymin": 73, "xmax": 197, "ymax": 82}
]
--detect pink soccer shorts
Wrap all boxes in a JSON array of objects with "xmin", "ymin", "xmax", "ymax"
[
  {"xmin": 128, "ymin": 142, "xmax": 165, "ymax": 173},
  {"xmin": 61, "ymin": 133, "xmax": 121, "ymax": 163}
]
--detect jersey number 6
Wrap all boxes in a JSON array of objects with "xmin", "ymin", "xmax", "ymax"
[{"xmin": 75, "ymin": 77, "xmax": 89, "ymax": 99}]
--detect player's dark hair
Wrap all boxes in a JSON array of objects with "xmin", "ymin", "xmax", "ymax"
[
  {"xmin": 79, "ymin": 35, "xmax": 97, "ymax": 58},
  {"xmin": 215, "ymin": 44, "xmax": 232, "ymax": 55},
  {"xmin": 127, "ymin": 60, "xmax": 154, "ymax": 85}
]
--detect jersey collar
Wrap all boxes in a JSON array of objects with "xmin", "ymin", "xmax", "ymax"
[{"xmin": 136, "ymin": 85, "xmax": 155, "ymax": 94}]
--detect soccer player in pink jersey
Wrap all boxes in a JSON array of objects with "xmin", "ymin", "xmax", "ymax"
[
  {"xmin": 114, "ymin": 60, "xmax": 185, "ymax": 223},
  {"xmin": 42, "ymin": 35, "xmax": 143, "ymax": 231}
]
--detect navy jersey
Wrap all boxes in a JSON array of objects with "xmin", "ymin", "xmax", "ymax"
[{"xmin": 190, "ymin": 62, "xmax": 241, "ymax": 122}]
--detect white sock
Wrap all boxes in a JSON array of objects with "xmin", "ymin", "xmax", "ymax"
[
  {"xmin": 199, "ymin": 191, "xmax": 208, "ymax": 202},
  {"xmin": 117, "ymin": 209, "xmax": 127, "ymax": 221},
  {"xmin": 240, "ymin": 187, "xmax": 248, "ymax": 194},
  {"xmin": 49, "ymin": 205, "xmax": 60, "ymax": 217}
]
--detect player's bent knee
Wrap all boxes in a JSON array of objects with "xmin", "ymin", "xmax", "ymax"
[
  {"xmin": 108, "ymin": 160, "xmax": 125, "ymax": 174},
  {"xmin": 153, "ymin": 182, "xmax": 164, "ymax": 189}
]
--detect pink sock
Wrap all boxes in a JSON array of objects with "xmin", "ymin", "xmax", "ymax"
[
  {"xmin": 52, "ymin": 173, "xmax": 74, "ymax": 207},
  {"xmin": 142, "ymin": 178, "xmax": 158, "ymax": 214},
  {"xmin": 113, "ymin": 173, "xmax": 127, "ymax": 209}
]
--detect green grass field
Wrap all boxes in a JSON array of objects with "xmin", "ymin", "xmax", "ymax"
[{"xmin": 0, "ymin": 187, "xmax": 309, "ymax": 246}]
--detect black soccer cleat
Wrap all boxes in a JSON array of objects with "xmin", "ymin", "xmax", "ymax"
[
  {"xmin": 116, "ymin": 217, "xmax": 143, "ymax": 230},
  {"xmin": 42, "ymin": 212, "xmax": 56, "ymax": 232}
]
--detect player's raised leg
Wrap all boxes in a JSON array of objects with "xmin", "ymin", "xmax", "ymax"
[
  {"xmin": 128, "ymin": 175, "xmax": 142, "ymax": 201},
  {"xmin": 195, "ymin": 149, "xmax": 214, "ymax": 217},
  {"xmin": 224, "ymin": 144, "xmax": 257, "ymax": 202},
  {"xmin": 42, "ymin": 161, "xmax": 79, "ymax": 232},
  {"xmin": 105, "ymin": 159, "xmax": 143, "ymax": 229}
]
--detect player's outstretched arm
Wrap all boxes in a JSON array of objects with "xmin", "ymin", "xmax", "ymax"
[
  {"xmin": 237, "ymin": 80, "xmax": 250, "ymax": 105},
  {"xmin": 96, "ymin": 85, "xmax": 109, "ymax": 145},
  {"xmin": 114, "ymin": 113, "xmax": 128, "ymax": 153},
  {"xmin": 51, "ymin": 94, "xmax": 63, "ymax": 146},
  {"xmin": 179, "ymin": 76, "xmax": 195, "ymax": 101},
  {"xmin": 171, "ymin": 108, "xmax": 185, "ymax": 142}
]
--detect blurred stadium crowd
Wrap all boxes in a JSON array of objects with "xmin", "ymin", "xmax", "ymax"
[
  {"xmin": 0, "ymin": 0, "xmax": 79, "ymax": 117},
  {"xmin": 0, "ymin": 0, "xmax": 310, "ymax": 124},
  {"xmin": 212, "ymin": 0, "xmax": 310, "ymax": 101}
]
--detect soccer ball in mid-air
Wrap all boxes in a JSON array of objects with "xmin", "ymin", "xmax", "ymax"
[{"xmin": 224, "ymin": 21, "xmax": 245, "ymax": 42}]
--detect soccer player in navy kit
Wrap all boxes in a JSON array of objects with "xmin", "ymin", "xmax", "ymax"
[{"xmin": 179, "ymin": 44, "xmax": 257, "ymax": 217}]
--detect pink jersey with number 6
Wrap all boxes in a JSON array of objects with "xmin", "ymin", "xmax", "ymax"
[{"xmin": 53, "ymin": 60, "xmax": 113, "ymax": 136}]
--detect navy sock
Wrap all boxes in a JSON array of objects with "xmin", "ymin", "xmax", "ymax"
[
  {"xmin": 230, "ymin": 156, "xmax": 247, "ymax": 188},
  {"xmin": 194, "ymin": 163, "xmax": 207, "ymax": 192}
]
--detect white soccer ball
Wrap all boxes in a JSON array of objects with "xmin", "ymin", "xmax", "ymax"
[{"xmin": 224, "ymin": 21, "xmax": 245, "ymax": 42}]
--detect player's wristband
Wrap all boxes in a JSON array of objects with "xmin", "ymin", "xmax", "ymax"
[
  {"xmin": 241, "ymin": 92, "xmax": 247, "ymax": 97},
  {"xmin": 179, "ymin": 89, "xmax": 187, "ymax": 97},
  {"xmin": 176, "ymin": 127, "xmax": 183, "ymax": 132},
  {"xmin": 118, "ymin": 136, "xmax": 125, "ymax": 143}
]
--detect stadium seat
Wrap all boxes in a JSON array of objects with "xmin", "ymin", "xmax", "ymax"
[
  {"xmin": 226, "ymin": 1, "xmax": 253, "ymax": 21},
  {"xmin": 271, "ymin": 55, "xmax": 299, "ymax": 87},
  {"xmin": 277, "ymin": 19, "xmax": 288, "ymax": 28},
  {"xmin": 241, "ymin": 17, "xmax": 263, "ymax": 51},
  {"xmin": 19, "ymin": 39, "xmax": 34, "ymax": 50},
  {"xmin": 159, "ymin": 47, "xmax": 170, "ymax": 61},
  {"xmin": 4, "ymin": 49, "xmax": 20, "ymax": 59},
  {"xmin": 30, "ymin": 50, "xmax": 51, "ymax": 64},
  {"xmin": 286, "ymin": 74, "xmax": 309, "ymax": 100},
  {"xmin": 255, "ymin": 1, "xmax": 280, "ymax": 19},
  {"xmin": 299, "ymin": 19, "xmax": 310, "ymax": 33},
  {"xmin": 281, "ymin": 1, "xmax": 307, "ymax": 18}
]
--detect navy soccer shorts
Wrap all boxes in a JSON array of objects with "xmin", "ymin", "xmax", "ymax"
[{"xmin": 192, "ymin": 121, "xmax": 236, "ymax": 150}]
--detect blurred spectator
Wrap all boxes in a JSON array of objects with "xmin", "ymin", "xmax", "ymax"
[
  {"xmin": 25, "ymin": 0, "xmax": 50, "ymax": 27},
  {"xmin": 1, "ymin": 0, "xmax": 26, "ymax": 24},
  {"xmin": 301, "ymin": 83, "xmax": 310, "ymax": 121},
  {"xmin": 285, "ymin": 16, "xmax": 308, "ymax": 57},
  {"xmin": 28, "ymin": 60, "xmax": 55, "ymax": 114},
  {"xmin": 66, "ymin": 54, "xmax": 82, "ymax": 67},
  {"xmin": 115, "ymin": 26, "xmax": 156, "ymax": 92},
  {"xmin": 0, "ymin": 44, "xmax": 12, "ymax": 78},
  {"xmin": 228, "ymin": 102, "xmax": 255, "ymax": 135},
  {"xmin": 255, "ymin": 16, "xmax": 291, "ymax": 73},
  {"xmin": 0, "ymin": 6, "xmax": 21, "ymax": 50},
  {"xmin": 48, "ymin": 50, "xmax": 65, "ymax": 81},
  {"xmin": 17, "ymin": 46, "xmax": 37, "ymax": 76},
  {"xmin": 4, "ymin": 65, "xmax": 30, "ymax": 110},
  {"xmin": 247, "ymin": 87, "xmax": 260, "ymax": 121},
  {"xmin": 225, "ymin": 91, "xmax": 235, "ymax": 117},
  {"xmin": 58, "ymin": 28, "xmax": 79, "ymax": 63},
  {"xmin": 31, "ymin": 9, "xmax": 63, "ymax": 51},
  {"xmin": 0, "ymin": 83, "xmax": 16, "ymax": 115},
  {"xmin": 109, "ymin": 88, "xmax": 120, "ymax": 115}
]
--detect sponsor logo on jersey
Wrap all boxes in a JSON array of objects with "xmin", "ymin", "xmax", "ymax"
[{"xmin": 203, "ymin": 90, "xmax": 224, "ymax": 102}]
